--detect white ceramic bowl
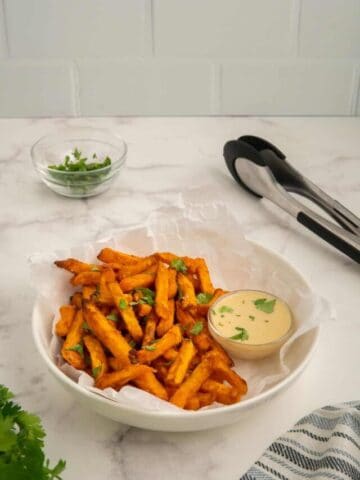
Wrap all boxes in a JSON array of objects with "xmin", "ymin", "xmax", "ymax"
[{"xmin": 32, "ymin": 244, "xmax": 319, "ymax": 432}]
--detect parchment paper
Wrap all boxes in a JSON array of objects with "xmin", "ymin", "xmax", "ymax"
[{"xmin": 30, "ymin": 200, "xmax": 334, "ymax": 413}]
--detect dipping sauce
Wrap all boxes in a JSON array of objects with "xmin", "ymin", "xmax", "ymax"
[{"xmin": 208, "ymin": 290, "xmax": 293, "ymax": 360}]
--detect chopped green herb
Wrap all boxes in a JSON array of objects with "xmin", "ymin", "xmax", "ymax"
[
  {"xmin": 106, "ymin": 313, "xmax": 119, "ymax": 322},
  {"xmin": 253, "ymin": 298, "xmax": 276, "ymax": 313},
  {"xmin": 190, "ymin": 321, "xmax": 203, "ymax": 336},
  {"xmin": 170, "ymin": 258, "xmax": 187, "ymax": 273},
  {"xmin": 90, "ymin": 266, "xmax": 100, "ymax": 272},
  {"xmin": 92, "ymin": 365, "xmax": 102, "ymax": 378},
  {"xmin": 136, "ymin": 288, "xmax": 155, "ymax": 306},
  {"xmin": 143, "ymin": 345, "xmax": 156, "ymax": 351},
  {"xmin": 47, "ymin": 148, "xmax": 112, "ymax": 196},
  {"xmin": 218, "ymin": 322, "xmax": 224, "ymax": 327},
  {"xmin": 196, "ymin": 292, "xmax": 213, "ymax": 304},
  {"xmin": 236, "ymin": 314, "xmax": 241, "ymax": 317},
  {"xmin": 129, "ymin": 301, "xmax": 139, "ymax": 306},
  {"xmin": 211, "ymin": 309, "xmax": 216, "ymax": 315},
  {"xmin": 178, "ymin": 289, "xmax": 184, "ymax": 300},
  {"xmin": 118, "ymin": 299, "xmax": 127, "ymax": 310},
  {"xmin": 128, "ymin": 340, "xmax": 136, "ymax": 348},
  {"xmin": 249, "ymin": 315, "xmax": 255, "ymax": 321},
  {"xmin": 265, "ymin": 320, "xmax": 269, "ymax": 323},
  {"xmin": 66, "ymin": 343, "xmax": 84, "ymax": 357},
  {"xmin": 219, "ymin": 305, "xmax": 234, "ymax": 314},
  {"xmin": 230, "ymin": 328, "xmax": 249, "ymax": 341},
  {"xmin": 82, "ymin": 321, "xmax": 92, "ymax": 332},
  {"xmin": 221, "ymin": 314, "xmax": 225, "ymax": 318},
  {"xmin": 163, "ymin": 360, "xmax": 173, "ymax": 366}
]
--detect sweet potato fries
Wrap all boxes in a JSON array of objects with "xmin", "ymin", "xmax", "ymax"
[{"xmin": 54, "ymin": 248, "xmax": 247, "ymax": 410}]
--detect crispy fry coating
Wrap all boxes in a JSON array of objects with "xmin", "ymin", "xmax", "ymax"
[
  {"xmin": 177, "ymin": 273, "xmax": 197, "ymax": 309},
  {"xmin": 71, "ymin": 271, "xmax": 101, "ymax": 286},
  {"xmin": 97, "ymin": 248, "xmax": 141, "ymax": 265},
  {"xmin": 142, "ymin": 312, "xmax": 158, "ymax": 347},
  {"xmin": 108, "ymin": 282, "xmax": 143, "ymax": 342},
  {"xmin": 95, "ymin": 365, "xmax": 152, "ymax": 390},
  {"xmin": 54, "ymin": 258, "xmax": 93, "ymax": 274},
  {"xmin": 156, "ymin": 299, "xmax": 175, "ymax": 337},
  {"xmin": 196, "ymin": 258, "xmax": 215, "ymax": 295},
  {"xmin": 83, "ymin": 335, "xmax": 108, "ymax": 379},
  {"xmin": 61, "ymin": 309, "xmax": 85, "ymax": 370},
  {"xmin": 55, "ymin": 304, "xmax": 76, "ymax": 337},
  {"xmin": 170, "ymin": 356, "xmax": 214, "ymax": 408},
  {"xmin": 137, "ymin": 325, "xmax": 182, "ymax": 363},
  {"xmin": 166, "ymin": 339, "xmax": 196, "ymax": 386},
  {"xmin": 155, "ymin": 262, "xmax": 169, "ymax": 319},
  {"xmin": 120, "ymin": 272, "xmax": 155, "ymax": 292},
  {"xmin": 84, "ymin": 303, "xmax": 131, "ymax": 365}
]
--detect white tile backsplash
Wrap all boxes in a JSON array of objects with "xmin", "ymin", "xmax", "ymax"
[
  {"xmin": 78, "ymin": 60, "xmax": 213, "ymax": 115},
  {"xmin": 0, "ymin": 0, "xmax": 359, "ymax": 117},
  {"xmin": 0, "ymin": 61, "xmax": 74, "ymax": 116},
  {"xmin": 5, "ymin": 0, "xmax": 147, "ymax": 58},
  {"xmin": 221, "ymin": 61, "xmax": 354, "ymax": 115},
  {"xmin": 153, "ymin": 0, "xmax": 292, "ymax": 58},
  {"xmin": 299, "ymin": 0, "xmax": 360, "ymax": 58}
]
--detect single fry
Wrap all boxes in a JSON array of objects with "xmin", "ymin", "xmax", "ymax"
[
  {"xmin": 120, "ymin": 272, "xmax": 155, "ymax": 292},
  {"xmin": 98, "ymin": 248, "xmax": 141, "ymax": 265},
  {"xmin": 168, "ymin": 268, "xmax": 178, "ymax": 299},
  {"xmin": 196, "ymin": 258, "xmax": 214, "ymax": 295},
  {"xmin": 97, "ymin": 270, "xmax": 115, "ymax": 305},
  {"xmin": 134, "ymin": 370, "xmax": 168, "ymax": 401},
  {"xmin": 84, "ymin": 303, "xmax": 131, "ymax": 365},
  {"xmin": 162, "ymin": 348, "xmax": 178, "ymax": 361},
  {"xmin": 201, "ymin": 379, "xmax": 240, "ymax": 405},
  {"xmin": 108, "ymin": 357, "xmax": 127, "ymax": 371},
  {"xmin": 177, "ymin": 273, "xmax": 196, "ymax": 309},
  {"xmin": 156, "ymin": 299, "xmax": 175, "ymax": 337},
  {"xmin": 61, "ymin": 309, "xmax": 85, "ymax": 370},
  {"xmin": 95, "ymin": 365, "xmax": 152, "ymax": 390},
  {"xmin": 185, "ymin": 392, "xmax": 215, "ymax": 410},
  {"xmin": 166, "ymin": 339, "xmax": 196, "ymax": 386},
  {"xmin": 70, "ymin": 292, "xmax": 82, "ymax": 308},
  {"xmin": 137, "ymin": 325, "xmax": 182, "ymax": 363},
  {"xmin": 138, "ymin": 302, "xmax": 152, "ymax": 317},
  {"xmin": 170, "ymin": 356, "xmax": 214, "ymax": 408},
  {"xmin": 155, "ymin": 263, "xmax": 169, "ymax": 319},
  {"xmin": 118, "ymin": 256, "xmax": 157, "ymax": 279},
  {"xmin": 54, "ymin": 258, "xmax": 93, "ymax": 274},
  {"xmin": 82, "ymin": 285, "xmax": 96, "ymax": 300},
  {"xmin": 108, "ymin": 282, "xmax": 143, "ymax": 342},
  {"xmin": 212, "ymin": 360, "xmax": 248, "ymax": 397},
  {"xmin": 71, "ymin": 271, "xmax": 101, "ymax": 286},
  {"xmin": 55, "ymin": 304, "xmax": 76, "ymax": 337},
  {"xmin": 83, "ymin": 335, "xmax": 108, "ymax": 379},
  {"xmin": 142, "ymin": 312, "xmax": 158, "ymax": 347}
]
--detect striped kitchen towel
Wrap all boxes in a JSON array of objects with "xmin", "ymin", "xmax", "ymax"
[{"xmin": 241, "ymin": 401, "xmax": 360, "ymax": 480}]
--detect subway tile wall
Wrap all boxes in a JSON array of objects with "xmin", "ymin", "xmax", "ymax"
[{"xmin": 0, "ymin": 0, "xmax": 359, "ymax": 117}]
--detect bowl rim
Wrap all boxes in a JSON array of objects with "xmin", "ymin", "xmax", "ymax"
[
  {"xmin": 31, "ymin": 127, "xmax": 127, "ymax": 175},
  {"xmin": 32, "ymin": 242, "xmax": 320, "ymax": 420}
]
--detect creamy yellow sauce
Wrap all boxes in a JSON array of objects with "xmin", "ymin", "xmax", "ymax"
[{"xmin": 210, "ymin": 290, "xmax": 292, "ymax": 345}]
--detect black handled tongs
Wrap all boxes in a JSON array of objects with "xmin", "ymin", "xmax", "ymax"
[{"xmin": 223, "ymin": 135, "xmax": 360, "ymax": 264}]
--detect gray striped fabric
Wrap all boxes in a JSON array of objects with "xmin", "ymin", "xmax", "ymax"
[{"xmin": 241, "ymin": 401, "xmax": 360, "ymax": 480}]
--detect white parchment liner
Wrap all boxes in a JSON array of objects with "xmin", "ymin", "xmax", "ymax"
[{"xmin": 30, "ymin": 201, "xmax": 334, "ymax": 413}]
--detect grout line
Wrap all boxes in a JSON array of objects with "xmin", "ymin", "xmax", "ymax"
[
  {"xmin": 0, "ymin": 0, "xmax": 10, "ymax": 57},
  {"xmin": 289, "ymin": 0, "xmax": 302, "ymax": 57},
  {"xmin": 70, "ymin": 61, "xmax": 81, "ymax": 116},
  {"xmin": 349, "ymin": 63, "xmax": 360, "ymax": 115},
  {"xmin": 143, "ymin": 0, "xmax": 154, "ymax": 57}
]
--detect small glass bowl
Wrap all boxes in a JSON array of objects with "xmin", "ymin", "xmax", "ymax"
[
  {"xmin": 31, "ymin": 128, "xmax": 127, "ymax": 198},
  {"xmin": 208, "ymin": 290, "xmax": 294, "ymax": 361}
]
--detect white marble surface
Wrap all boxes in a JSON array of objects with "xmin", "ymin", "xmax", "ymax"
[{"xmin": 0, "ymin": 117, "xmax": 359, "ymax": 479}]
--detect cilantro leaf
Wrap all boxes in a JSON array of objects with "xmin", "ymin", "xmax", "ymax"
[
  {"xmin": 196, "ymin": 292, "xmax": 213, "ymax": 304},
  {"xmin": 106, "ymin": 313, "xmax": 118, "ymax": 322},
  {"xmin": 118, "ymin": 299, "xmax": 127, "ymax": 310},
  {"xmin": 219, "ymin": 305, "xmax": 233, "ymax": 314},
  {"xmin": 92, "ymin": 366, "xmax": 102, "ymax": 379},
  {"xmin": 253, "ymin": 298, "xmax": 276, "ymax": 313},
  {"xmin": 0, "ymin": 385, "xmax": 66, "ymax": 478},
  {"xmin": 82, "ymin": 321, "xmax": 92, "ymax": 332},
  {"xmin": 128, "ymin": 340, "xmax": 136, "ymax": 348},
  {"xmin": 170, "ymin": 258, "xmax": 187, "ymax": 273},
  {"xmin": 230, "ymin": 327, "xmax": 249, "ymax": 341},
  {"xmin": 136, "ymin": 288, "xmax": 155, "ymax": 306},
  {"xmin": 90, "ymin": 266, "xmax": 100, "ymax": 272},
  {"xmin": 190, "ymin": 321, "xmax": 203, "ymax": 336},
  {"xmin": 66, "ymin": 343, "xmax": 84, "ymax": 357},
  {"xmin": 143, "ymin": 345, "xmax": 156, "ymax": 351}
]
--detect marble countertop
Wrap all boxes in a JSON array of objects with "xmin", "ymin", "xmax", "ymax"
[{"xmin": 1, "ymin": 117, "xmax": 359, "ymax": 479}]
